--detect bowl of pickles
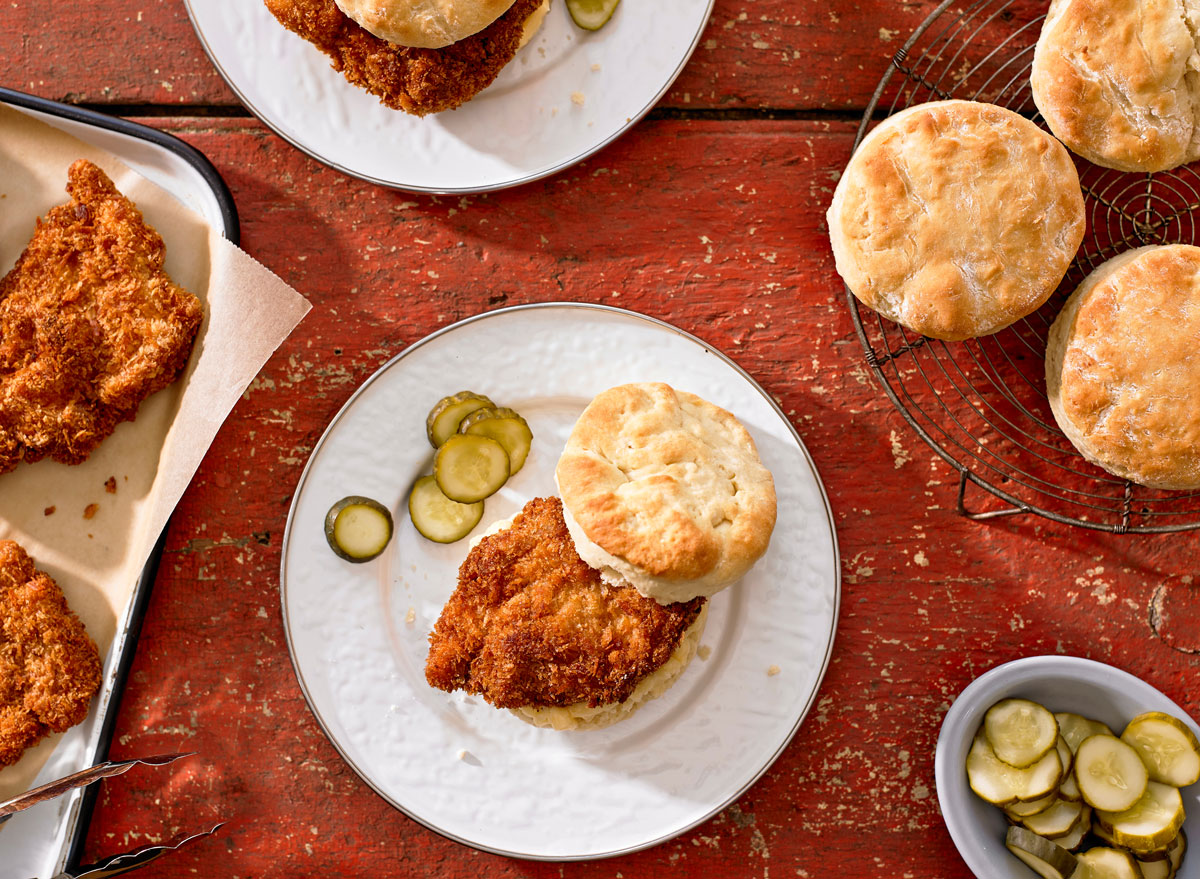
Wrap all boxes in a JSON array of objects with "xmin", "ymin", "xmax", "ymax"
[{"xmin": 935, "ymin": 655, "xmax": 1200, "ymax": 879}]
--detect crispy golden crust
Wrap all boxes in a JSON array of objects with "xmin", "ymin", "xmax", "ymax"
[
  {"xmin": 425, "ymin": 497, "xmax": 705, "ymax": 710},
  {"xmin": 264, "ymin": 0, "xmax": 542, "ymax": 116},
  {"xmin": 1031, "ymin": 0, "xmax": 1199, "ymax": 173},
  {"xmin": 1046, "ymin": 245, "xmax": 1200, "ymax": 489},
  {"xmin": 0, "ymin": 160, "xmax": 203, "ymax": 476},
  {"xmin": 827, "ymin": 100, "xmax": 1085, "ymax": 341},
  {"xmin": 0, "ymin": 540, "xmax": 101, "ymax": 768},
  {"xmin": 556, "ymin": 383, "xmax": 776, "ymax": 604}
]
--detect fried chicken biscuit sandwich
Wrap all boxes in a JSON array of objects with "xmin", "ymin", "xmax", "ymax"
[
  {"xmin": 266, "ymin": 0, "xmax": 551, "ymax": 115},
  {"xmin": 425, "ymin": 383, "xmax": 776, "ymax": 730}
]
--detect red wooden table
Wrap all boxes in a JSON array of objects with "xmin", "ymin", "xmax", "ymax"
[{"xmin": 2, "ymin": 1, "xmax": 1198, "ymax": 876}]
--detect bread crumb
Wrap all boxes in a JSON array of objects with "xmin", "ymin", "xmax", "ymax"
[
  {"xmin": 591, "ymin": 63, "xmax": 601, "ymax": 72},
  {"xmin": 456, "ymin": 749, "xmax": 467, "ymax": 761},
  {"xmin": 104, "ymin": 476, "xmax": 117, "ymax": 494},
  {"xmin": 571, "ymin": 91, "xmax": 585, "ymax": 106},
  {"xmin": 698, "ymin": 644, "xmax": 712, "ymax": 661},
  {"xmin": 83, "ymin": 503, "xmax": 99, "ymax": 519},
  {"xmin": 405, "ymin": 606, "xmax": 416, "ymax": 625},
  {"xmin": 767, "ymin": 664, "xmax": 781, "ymax": 676},
  {"xmin": 43, "ymin": 506, "xmax": 55, "ymax": 516}
]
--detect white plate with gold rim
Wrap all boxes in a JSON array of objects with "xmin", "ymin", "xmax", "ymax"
[
  {"xmin": 185, "ymin": 0, "xmax": 714, "ymax": 193},
  {"xmin": 280, "ymin": 303, "xmax": 840, "ymax": 859}
]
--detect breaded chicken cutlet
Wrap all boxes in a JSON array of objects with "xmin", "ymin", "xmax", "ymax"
[
  {"xmin": 264, "ymin": 0, "xmax": 544, "ymax": 116},
  {"xmin": 0, "ymin": 540, "xmax": 101, "ymax": 768},
  {"xmin": 0, "ymin": 160, "xmax": 203, "ymax": 476},
  {"xmin": 425, "ymin": 496, "xmax": 705, "ymax": 711}
]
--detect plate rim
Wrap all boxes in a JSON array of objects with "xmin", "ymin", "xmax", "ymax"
[
  {"xmin": 181, "ymin": 0, "xmax": 716, "ymax": 194},
  {"xmin": 278, "ymin": 301, "xmax": 842, "ymax": 860}
]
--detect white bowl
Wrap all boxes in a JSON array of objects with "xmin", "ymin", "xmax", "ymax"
[{"xmin": 935, "ymin": 655, "xmax": 1200, "ymax": 878}]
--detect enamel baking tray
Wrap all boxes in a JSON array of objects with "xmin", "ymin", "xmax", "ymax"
[{"xmin": 0, "ymin": 86, "xmax": 239, "ymax": 879}]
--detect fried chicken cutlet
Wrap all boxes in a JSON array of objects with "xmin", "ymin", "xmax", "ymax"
[
  {"xmin": 0, "ymin": 540, "xmax": 102, "ymax": 768},
  {"xmin": 264, "ymin": 0, "xmax": 545, "ymax": 115},
  {"xmin": 426, "ymin": 497, "xmax": 706, "ymax": 712},
  {"xmin": 0, "ymin": 160, "xmax": 203, "ymax": 476}
]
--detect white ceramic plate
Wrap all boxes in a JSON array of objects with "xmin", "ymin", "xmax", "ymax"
[
  {"xmin": 280, "ymin": 303, "xmax": 840, "ymax": 859},
  {"xmin": 184, "ymin": 0, "xmax": 714, "ymax": 193},
  {"xmin": 935, "ymin": 655, "xmax": 1200, "ymax": 879}
]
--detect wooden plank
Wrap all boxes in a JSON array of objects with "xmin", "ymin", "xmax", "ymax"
[
  {"xmin": 0, "ymin": 0, "xmax": 955, "ymax": 111},
  {"xmin": 73, "ymin": 116, "xmax": 1200, "ymax": 878}
]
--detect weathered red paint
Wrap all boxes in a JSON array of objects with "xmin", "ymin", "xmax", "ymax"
[{"xmin": 1, "ymin": 3, "xmax": 1198, "ymax": 877}]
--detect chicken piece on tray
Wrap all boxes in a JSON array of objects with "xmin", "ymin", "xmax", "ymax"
[
  {"xmin": 0, "ymin": 159, "xmax": 203, "ymax": 476},
  {"xmin": 0, "ymin": 540, "xmax": 101, "ymax": 768}
]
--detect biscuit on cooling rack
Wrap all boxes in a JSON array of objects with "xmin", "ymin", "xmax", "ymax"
[
  {"xmin": 1046, "ymin": 244, "xmax": 1200, "ymax": 490},
  {"xmin": 827, "ymin": 100, "xmax": 1085, "ymax": 341},
  {"xmin": 1032, "ymin": 0, "xmax": 1200, "ymax": 173}
]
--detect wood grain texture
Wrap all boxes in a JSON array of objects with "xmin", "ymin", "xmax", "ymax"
[
  {"xmin": 1, "ymin": 0, "xmax": 1198, "ymax": 876},
  {"xmin": 69, "ymin": 116, "xmax": 1200, "ymax": 878},
  {"xmin": 0, "ymin": 0, "xmax": 947, "ymax": 110}
]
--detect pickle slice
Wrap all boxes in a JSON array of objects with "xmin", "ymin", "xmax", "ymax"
[
  {"xmin": 1057, "ymin": 712, "xmax": 1116, "ymax": 753},
  {"xmin": 1023, "ymin": 798, "xmax": 1083, "ymax": 838},
  {"xmin": 1006, "ymin": 790, "xmax": 1059, "ymax": 818},
  {"xmin": 566, "ymin": 0, "xmax": 619, "ymax": 30},
  {"xmin": 1057, "ymin": 805, "xmax": 1091, "ymax": 851},
  {"xmin": 967, "ymin": 732, "xmax": 1062, "ymax": 806},
  {"xmin": 408, "ymin": 475, "xmax": 484, "ymax": 543},
  {"xmin": 986, "ymin": 699, "xmax": 1059, "ymax": 768},
  {"xmin": 1077, "ymin": 734, "xmax": 1149, "ymax": 812},
  {"xmin": 1075, "ymin": 847, "xmax": 1142, "ymax": 879},
  {"xmin": 1137, "ymin": 855, "xmax": 1171, "ymax": 879},
  {"xmin": 1096, "ymin": 781, "xmax": 1185, "ymax": 853},
  {"xmin": 1169, "ymin": 830, "xmax": 1187, "ymax": 874},
  {"xmin": 426, "ymin": 391, "xmax": 495, "ymax": 449},
  {"xmin": 1005, "ymin": 826, "xmax": 1078, "ymax": 879},
  {"xmin": 434, "ymin": 434, "xmax": 510, "ymax": 503},
  {"xmin": 1121, "ymin": 712, "xmax": 1200, "ymax": 787},
  {"xmin": 325, "ymin": 496, "xmax": 394, "ymax": 562},
  {"xmin": 1059, "ymin": 768, "xmax": 1082, "ymax": 802},
  {"xmin": 1056, "ymin": 736, "xmax": 1074, "ymax": 778},
  {"xmin": 460, "ymin": 407, "xmax": 534, "ymax": 475}
]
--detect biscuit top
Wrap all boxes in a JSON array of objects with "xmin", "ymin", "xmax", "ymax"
[
  {"xmin": 827, "ymin": 100, "xmax": 1085, "ymax": 341},
  {"xmin": 333, "ymin": 0, "xmax": 518, "ymax": 47},
  {"xmin": 556, "ymin": 383, "xmax": 777, "ymax": 604},
  {"xmin": 1031, "ymin": 0, "xmax": 1200, "ymax": 173},
  {"xmin": 1048, "ymin": 245, "xmax": 1200, "ymax": 489}
]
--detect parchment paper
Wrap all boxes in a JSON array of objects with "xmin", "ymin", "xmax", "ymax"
[{"xmin": 0, "ymin": 104, "xmax": 311, "ymax": 799}]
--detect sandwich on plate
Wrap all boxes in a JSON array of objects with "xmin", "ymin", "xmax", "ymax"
[
  {"xmin": 265, "ymin": 0, "xmax": 551, "ymax": 115},
  {"xmin": 425, "ymin": 382, "xmax": 777, "ymax": 730}
]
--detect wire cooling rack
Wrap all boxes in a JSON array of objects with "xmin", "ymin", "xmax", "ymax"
[{"xmin": 846, "ymin": 0, "xmax": 1200, "ymax": 533}]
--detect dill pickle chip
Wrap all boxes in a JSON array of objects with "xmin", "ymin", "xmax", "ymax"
[
  {"xmin": 1121, "ymin": 712, "xmax": 1200, "ymax": 787},
  {"xmin": 325, "ymin": 496, "xmax": 394, "ymax": 562},
  {"xmin": 567, "ymin": 0, "xmax": 619, "ymax": 30},
  {"xmin": 426, "ymin": 391, "xmax": 495, "ymax": 448},
  {"xmin": 408, "ymin": 475, "xmax": 484, "ymax": 543},
  {"xmin": 459, "ymin": 407, "xmax": 533, "ymax": 475},
  {"xmin": 1005, "ymin": 826, "xmax": 1078, "ymax": 879},
  {"xmin": 985, "ymin": 698, "xmax": 1059, "ymax": 768},
  {"xmin": 434, "ymin": 434, "xmax": 510, "ymax": 503}
]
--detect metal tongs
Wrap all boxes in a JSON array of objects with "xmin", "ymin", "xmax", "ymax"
[{"xmin": 0, "ymin": 753, "xmax": 223, "ymax": 879}]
